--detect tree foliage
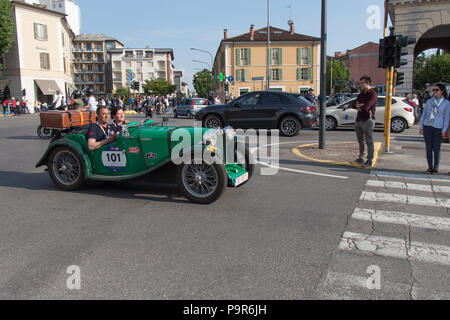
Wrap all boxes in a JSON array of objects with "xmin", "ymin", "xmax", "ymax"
[
  {"xmin": 326, "ymin": 59, "xmax": 351, "ymax": 95},
  {"xmin": 143, "ymin": 79, "xmax": 176, "ymax": 96},
  {"xmin": 0, "ymin": 0, "xmax": 15, "ymax": 70},
  {"xmin": 113, "ymin": 87, "xmax": 129, "ymax": 104},
  {"xmin": 193, "ymin": 69, "xmax": 211, "ymax": 98},
  {"xmin": 414, "ymin": 52, "xmax": 450, "ymax": 92}
]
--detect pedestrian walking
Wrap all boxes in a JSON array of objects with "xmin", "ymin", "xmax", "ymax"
[
  {"xmin": 419, "ymin": 83, "xmax": 450, "ymax": 175},
  {"xmin": 83, "ymin": 88, "xmax": 97, "ymax": 112},
  {"xmin": 353, "ymin": 75, "xmax": 378, "ymax": 167}
]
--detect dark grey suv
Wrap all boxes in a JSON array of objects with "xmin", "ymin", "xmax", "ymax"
[{"xmin": 195, "ymin": 91, "xmax": 317, "ymax": 136}]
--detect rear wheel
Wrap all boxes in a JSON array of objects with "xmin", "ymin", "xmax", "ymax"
[
  {"xmin": 48, "ymin": 146, "xmax": 85, "ymax": 190},
  {"xmin": 279, "ymin": 116, "xmax": 301, "ymax": 137},
  {"xmin": 325, "ymin": 116, "xmax": 337, "ymax": 131},
  {"xmin": 203, "ymin": 115, "xmax": 223, "ymax": 129},
  {"xmin": 391, "ymin": 117, "xmax": 407, "ymax": 133},
  {"xmin": 176, "ymin": 159, "xmax": 227, "ymax": 204}
]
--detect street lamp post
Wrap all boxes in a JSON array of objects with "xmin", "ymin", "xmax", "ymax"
[
  {"xmin": 191, "ymin": 48, "xmax": 214, "ymax": 94},
  {"xmin": 267, "ymin": 0, "xmax": 271, "ymax": 91},
  {"xmin": 192, "ymin": 60, "xmax": 212, "ymax": 98},
  {"xmin": 319, "ymin": 0, "xmax": 327, "ymax": 150}
]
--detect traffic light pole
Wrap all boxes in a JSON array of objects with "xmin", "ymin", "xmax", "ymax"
[
  {"xmin": 384, "ymin": 67, "xmax": 394, "ymax": 152},
  {"xmin": 319, "ymin": 0, "xmax": 327, "ymax": 149}
]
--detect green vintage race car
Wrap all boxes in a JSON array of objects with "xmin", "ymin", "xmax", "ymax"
[{"xmin": 36, "ymin": 119, "xmax": 254, "ymax": 204}]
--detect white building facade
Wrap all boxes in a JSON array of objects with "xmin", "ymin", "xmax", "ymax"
[
  {"xmin": 24, "ymin": 0, "xmax": 81, "ymax": 35},
  {"xmin": 109, "ymin": 48, "xmax": 175, "ymax": 94}
]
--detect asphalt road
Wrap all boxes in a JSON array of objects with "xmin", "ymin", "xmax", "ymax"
[{"xmin": 0, "ymin": 114, "xmax": 446, "ymax": 300}]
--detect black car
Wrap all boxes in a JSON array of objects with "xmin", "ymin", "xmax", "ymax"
[{"xmin": 195, "ymin": 91, "xmax": 317, "ymax": 136}]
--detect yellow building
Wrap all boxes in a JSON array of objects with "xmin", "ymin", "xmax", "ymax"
[{"xmin": 213, "ymin": 23, "xmax": 321, "ymax": 100}]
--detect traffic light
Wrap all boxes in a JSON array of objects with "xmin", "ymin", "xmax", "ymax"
[
  {"xmin": 224, "ymin": 82, "xmax": 229, "ymax": 92},
  {"xmin": 396, "ymin": 72, "xmax": 405, "ymax": 86},
  {"xmin": 395, "ymin": 35, "xmax": 416, "ymax": 68},
  {"xmin": 134, "ymin": 81, "xmax": 140, "ymax": 90},
  {"xmin": 379, "ymin": 36, "xmax": 397, "ymax": 69}
]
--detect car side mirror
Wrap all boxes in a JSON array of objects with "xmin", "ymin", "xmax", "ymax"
[{"xmin": 234, "ymin": 102, "xmax": 241, "ymax": 108}]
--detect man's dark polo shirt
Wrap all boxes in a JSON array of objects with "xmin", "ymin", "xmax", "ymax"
[{"xmin": 356, "ymin": 89, "xmax": 378, "ymax": 122}]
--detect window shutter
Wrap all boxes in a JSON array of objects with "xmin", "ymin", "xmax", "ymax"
[
  {"xmin": 308, "ymin": 67, "xmax": 312, "ymax": 81},
  {"xmin": 39, "ymin": 53, "xmax": 44, "ymax": 69},
  {"xmin": 279, "ymin": 69, "xmax": 283, "ymax": 81},
  {"xmin": 46, "ymin": 53, "xmax": 50, "ymax": 69},
  {"xmin": 248, "ymin": 48, "xmax": 251, "ymax": 66},
  {"xmin": 34, "ymin": 23, "xmax": 38, "ymax": 40},
  {"xmin": 244, "ymin": 69, "xmax": 248, "ymax": 82},
  {"xmin": 43, "ymin": 25, "xmax": 48, "ymax": 41},
  {"xmin": 308, "ymin": 48, "xmax": 312, "ymax": 66},
  {"xmin": 236, "ymin": 70, "xmax": 241, "ymax": 82},
  {"xmin": 297, "ymin": 68, "xmax": 301, "ymax": 81},
  {"xmin": 279, "ymin": 48, "xmax": 283, "ymax": 66},
  {"xmin": 269, "ymin": 69, "xmax": 272, "ymax": 81},
  {"xmin": 236, "ymin": 49, "xmax": 240, "ymax": 66},
  {"xmin": 297, "ymin": 48, "xmax": 301, "ymax": 65}
]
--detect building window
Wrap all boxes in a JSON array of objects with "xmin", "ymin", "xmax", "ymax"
[
  {"xmin": 236, "ymin": 69, "xmax": 247, "ymax": 82},
  {"xmin": 271, "ymin": 48, "xmax": 282, "ymax": 66},
  {"xmin": 63, "ymin": 57, "xmax": 67, "ymax": 73},
  {"xmin": 34, "ymin": 23, "xmax": 48, "ymax": 41},
  {"xmin": 236, "ymin": 48, "xmax": 251, "ymax": 66},
  {"xmin": 125, "ymin": 51, "xmax": 134, "ymax": 58},
  {"xmin": 99, "ymin": 85, "xmax": 104, "ymax": 92},
  {"xmin": 86, "ymin": 43, "xmax": 92, "ymax": 51},
  {"xmin": 98, "ymin": 75, "xmax": 104, "ymax": 82},
  {"xmin": 96, "ymin": 43, "xmax": 103, "ymax": 51},
  {"xmin": 61, "ymin": 32, "xmax": 65, "ymax": 47},
  {"xmin": 114, "ymin": 61, "xmax": 121, "ymax": 69},
  {"xmin": 40, "ymin": 52, "xmax": 50, "ymax": 70},
  {"xmin": 86, "ymin": 54, "xmax": 92, "ymax": 61},
  {"xmin": 147, "ymin": 61, "xmax": 154, "ymax": 68},
  {"xmin": 148, "ymin": 72, "xmax": 154, "ymax": 79},
  {"xmin": 126, "ymin": 62, "xmax": 131, "ymax": 68},
  {"xmin": 145, "ymin": 51, "xmax": 153, "ymax": 59},
  {"xmin": 297, "ymin": 68, "xmax": 312, "ymax": 81},
  {"xmin": 136, "ymin": 51, "xmax": 144, "ymax": 58},
  {"xmin": 298, "ymin": 48, "xmax": 312, "ymax": 66},
  {"xmin": 97, "ymin": 54, "xmax": 103, "ymax": 62},
  {"xmin": 138, "ymin": 73, "xmax": 143, "ymax": 81},
  {"xmin": 270, "ymin": 68, "xmax": 282, "ymax": 81},
  {"xmin": 98, "ymin": 65, "xmax": 103, "ymax": 72},
  {"xmin": 88, "ymin": 65, "xmax": 93, "ymax": 71}
]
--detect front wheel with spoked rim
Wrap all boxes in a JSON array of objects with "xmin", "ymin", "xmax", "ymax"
[
  {"xmin": 325, "ymin": 116, "xmax": 337, "ymax": 131},
  {"xmin": 176, "ymin": 159, "xmax": 227, "ymax": 204},
  {"xmin": 48, "ymin": 146, "xmax": 85, "ymax": 190},
  {"xmin": 391, "ymin": 117, "xmax": 407, "ymax": 134},
  {"xmin": 279, "ymin": 116, "xmax": 301, "ymax": 137}
]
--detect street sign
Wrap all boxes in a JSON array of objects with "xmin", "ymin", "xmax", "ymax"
[
  {"xmin": 126, "ymin": 69, "xmax": 133, "ymax": 73},
  {"xmin": 228, "ymin": 76, "xmax": 234, "ymax": 82}
]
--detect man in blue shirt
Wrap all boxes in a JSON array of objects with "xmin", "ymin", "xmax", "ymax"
[{"xmin": 419, "ymin": 83, "xmax": 450, "ymax": 174}]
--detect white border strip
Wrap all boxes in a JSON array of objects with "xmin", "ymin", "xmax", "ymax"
[{"xmin": 372, "ymin": 171, "xmax": 450, "ymax": 183}]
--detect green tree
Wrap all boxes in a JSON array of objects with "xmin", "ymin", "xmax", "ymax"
[
  {"xmin": 113, "ymin": 87, "xmax": 130, "ymax": 105},
  {"xmin": 326, "ymin": 59, "xmax": 351, "ymax": 95},
  {"xmin": 143, "ymin": 79, "xmax": 176, "ymax": 96},
  {"xmin": 0, "ymin": 0, "xmax": 15, "ymax": 71},
  {"xmin": 193, "ymin": 69, "xmax": 211, "ymax": 98},
  {"xmin": 414, "ymin": 52, "xmax": 450, "ymax": 92}
]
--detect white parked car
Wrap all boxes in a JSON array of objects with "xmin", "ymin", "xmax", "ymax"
[{"xmin": 325, "ymin": 96, "xmax": 415, "ymax": 133}]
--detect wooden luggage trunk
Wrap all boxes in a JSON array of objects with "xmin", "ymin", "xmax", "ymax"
[{"xmin": 40, "ymin": 111, "xmax": 96, "ymax": 128}]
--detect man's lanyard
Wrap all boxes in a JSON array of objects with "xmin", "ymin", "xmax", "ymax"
[{"xmin": 96, "ymin": 122, "xmax": 110, "ymax": 138}]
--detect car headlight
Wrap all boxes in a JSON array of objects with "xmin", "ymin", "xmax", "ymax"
[
  {"xmin": 223, "ymin": 126, "xmax": 235, "ymax": 141},
  {"xmin": 203, "ymin": 128, "xmax": 221, "ymax": 146}
]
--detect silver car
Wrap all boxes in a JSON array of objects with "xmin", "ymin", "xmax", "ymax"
[{"xmin": 174, "ymin": 98, "xmax": 209, "ymax": 119}]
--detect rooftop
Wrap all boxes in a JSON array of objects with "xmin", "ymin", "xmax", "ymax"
[{"xmin": 224, "ymin": 26, "xmax": 320, "ymax": 42}]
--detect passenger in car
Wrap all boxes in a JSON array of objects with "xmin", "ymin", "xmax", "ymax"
[
  {"xmin": 109, "ymin": 106, "xmax": 130, "ymax": 135},
  {"xmin": 87, "ymin": 106, "xmax": 118, "ymax": 151}
]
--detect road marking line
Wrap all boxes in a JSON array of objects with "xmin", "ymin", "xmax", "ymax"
[
  {"xmin": 372, "ymin": 170, "xmax": 450, "ymax": 183},
  {"xmin": 339, "ymin": 232, "xmax": 450, "ymax": 266},
  {"xmin": 360, "ymin": 191, "xmax": 450, "ymax": 208},
  {"xmin": 366, "ymin": 180, "xmax": 450, "ymax": 193},
  {"xmin": 258, "ymin": 161, "xmax": 349, "ymax": 179},
  {"xmin": 352, "ymin": 208, "xmax": 450, "ymax": 232}
]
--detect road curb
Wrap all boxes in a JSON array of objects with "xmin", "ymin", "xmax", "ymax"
[{"xmin": 292, "ymin": 142, "xmax": 383, "ymax": 169}]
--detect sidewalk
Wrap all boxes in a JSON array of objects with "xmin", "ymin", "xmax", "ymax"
[{"xmin": 292, "ymin": 132, "xmax": 450, "ymax": 175}]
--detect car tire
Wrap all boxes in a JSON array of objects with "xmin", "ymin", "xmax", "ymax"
[
  {"xmin": 391, "ymin": 117, "xmax": 407, "ymax": 134},
  {"xmin": 203, "ymin": 115, "xmax": 223, "ymax": 129},
  {"xmin": 174, "ymin": 111, "xmax": 178, "ymax": 118},
  {"xmin": 37, "ymin": 126, "xmax": 53, "ymax": 140},
  {"xmin": 48, "ymin": 146, "xmax": 85, "ymax": 191},
  {"xmin": 176, "ymin": 158, "xmax": 227, "ymax": 205},
  {"xmin": 325, "ymin": 116, "xmax": 338, "ymax": 131},
  {"xmin": 279, "ymin": 116, "xmax": 301, "ymax": 137},
  {"xmin": 188, "ymin": 111, "xmax": 194, "ymax": 119}
]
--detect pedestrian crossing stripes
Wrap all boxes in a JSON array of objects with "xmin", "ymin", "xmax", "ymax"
[
  {"xmin": 352, "ymin": 208, "xmax": 450, "ymax": 232},
  {"xmin": 321, "ymin": 172, "xmax": 450, "ymax": 299},
  {"xmin": 360, "ymin": 191, "xmax": 450, "ymax": 208},
  {"xmin": 366, "ymin": 180, "xmax": 450, "ymax": 193},
  {"xmin": 339, "ymin": 232, "xmax": 450, "ymax": 266}
]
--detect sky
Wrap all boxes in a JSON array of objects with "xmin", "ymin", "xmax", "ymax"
[{"xmin": 77, "ymin": 0, "xmax": 387, "ymax": 89}]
